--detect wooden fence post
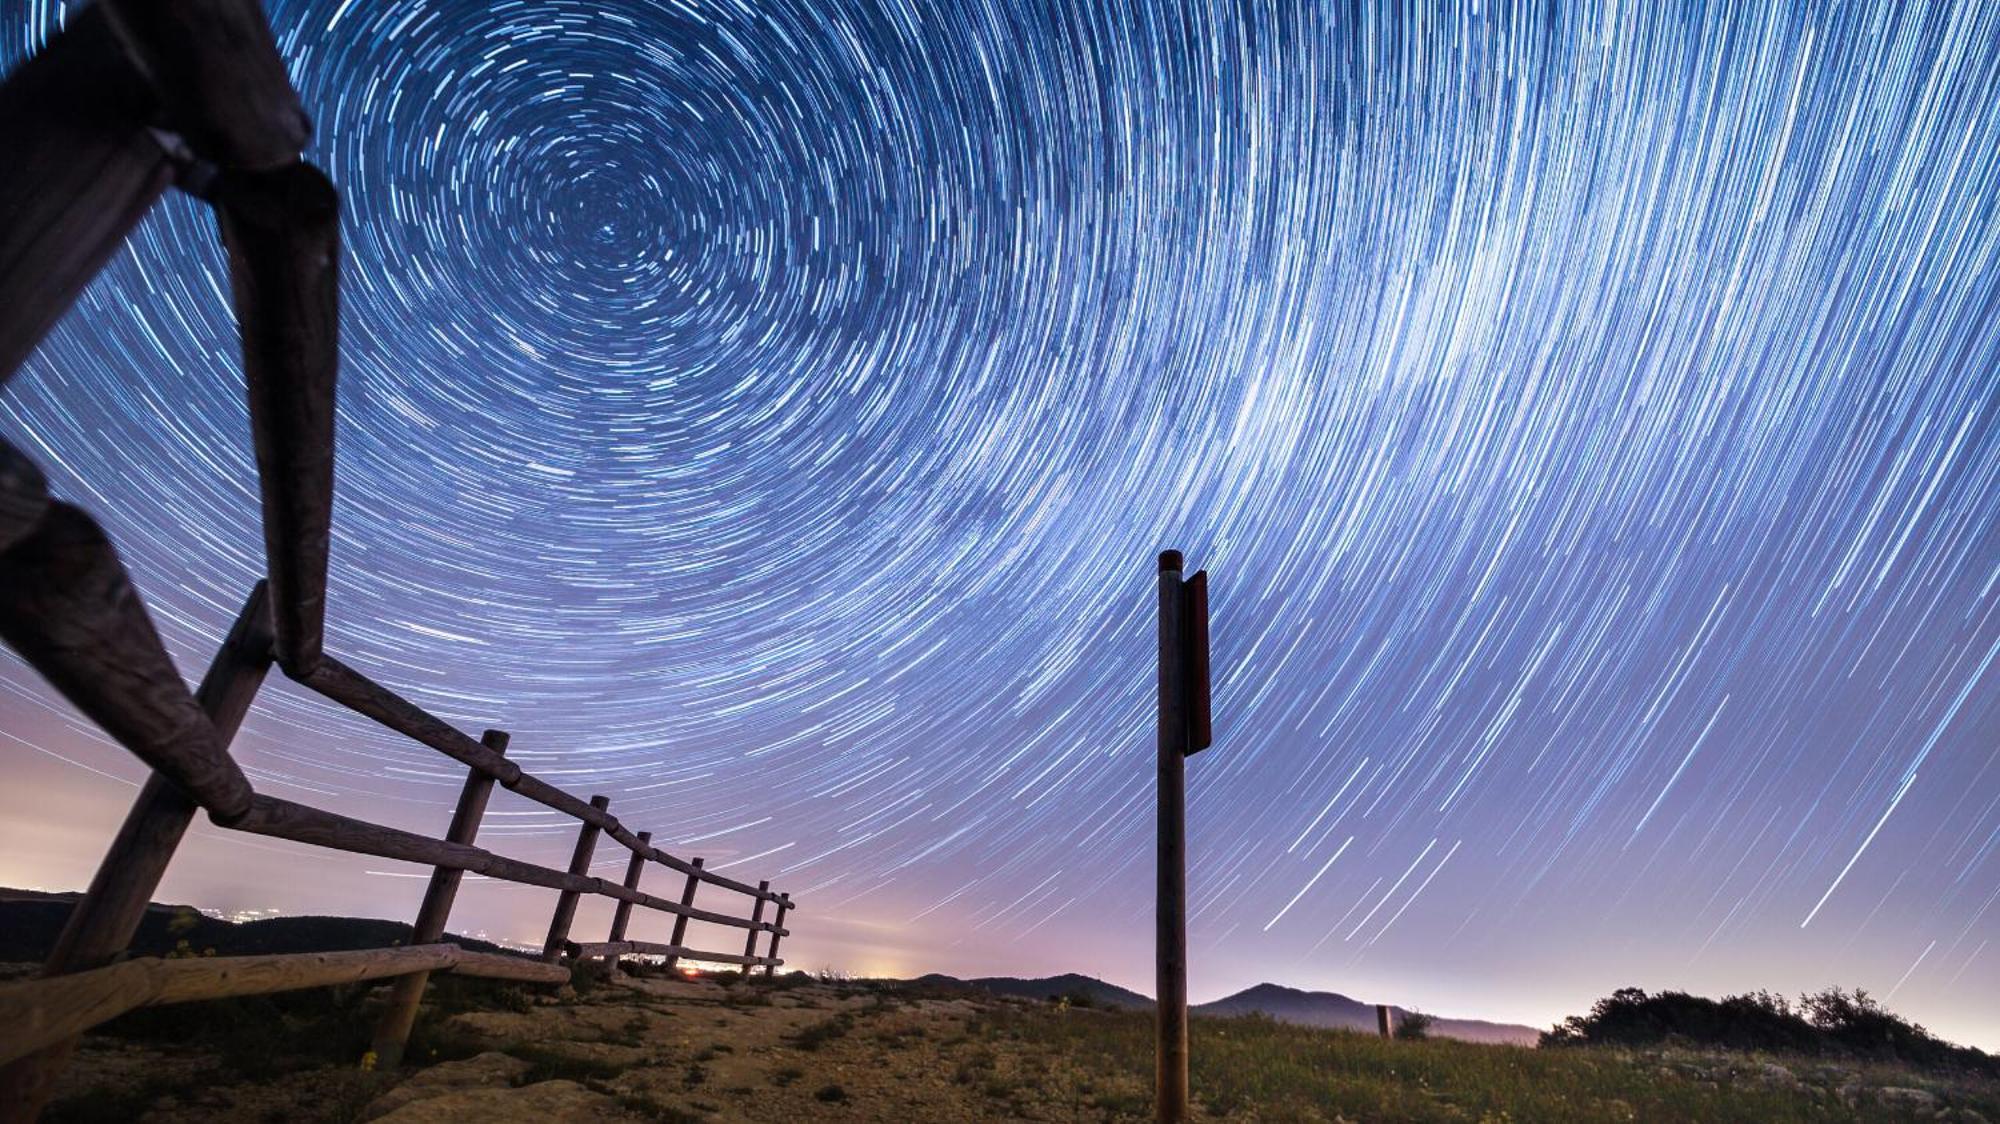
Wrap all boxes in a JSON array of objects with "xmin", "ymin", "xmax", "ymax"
[
  {"xmin": 541, "ymin": 795, "xmax": 609, "ymax": 963},
  {"xmin": 763, "ymin": 894, "xmax": 790, "ymax": 978},
  {"xmin": 369, "ymin": 729, "xmax": 509, "ymax": 1067},
  {"xmin": 0, "ymin": 582, "xmax": 274, "ymax": 1124},
  {"xmin": 215, "ymin": 161, "xmax": 338, "ymax": 676},
  {"xmin": 662, "ymin": 858, "xmax": 703, "ymax": 972},
  {"xmin": 739, "ymin": 880, "xmax": 770, "ymax": 977},
  {"xmin": 603, "ymin": 830, "xmax": 651, "ymax": 971},
  {"xmin": 1377, "ymin": 1005, "xmax": 1393, "ymax": 1039}
]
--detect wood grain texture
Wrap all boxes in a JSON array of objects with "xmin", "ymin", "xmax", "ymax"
[
  {"xmin": 99, "ymin": 0, "xmax": 309, "ymax": 169},
  {"xmin": 0, "ymin": 504, "xmax": 252, "ymax": 819},
  {"xmin": 0, "ymin": 4, "xmax": 170, "ymax": 386},
  {"xmin": 216, "ymin": 164, "xmax": 339, "ymax": 674}
]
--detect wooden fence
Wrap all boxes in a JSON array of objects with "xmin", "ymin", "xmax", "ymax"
[{"xmin": 0, "ymin": 3, "xmax": 794, "ymax": 1119}]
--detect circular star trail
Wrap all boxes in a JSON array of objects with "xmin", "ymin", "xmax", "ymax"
[{"xmin": 2, "ymin": 0, "xmax": 1996, "ymax": 1044}]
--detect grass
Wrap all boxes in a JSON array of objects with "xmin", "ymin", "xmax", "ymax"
[{"xmin": 958, "ymin": 1004, "xmax": 2000, "ymax": 1123}]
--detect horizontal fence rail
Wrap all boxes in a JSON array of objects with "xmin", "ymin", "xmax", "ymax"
[
  {"xmin": 0, "ymin": 944, "xmax": 569, "ymax": 1068},
  {"xmin": 0, "ymin": 5, "xmax": 797, "ymax": 1118}
]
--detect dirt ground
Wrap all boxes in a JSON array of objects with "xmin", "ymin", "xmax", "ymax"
[{"xmin": 49, "ymin": 972, "xmax": 1161, "ymax": 1123}]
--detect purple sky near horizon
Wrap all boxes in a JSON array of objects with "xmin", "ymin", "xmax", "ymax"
[{"xmin": 2, "ymin": 0, "xmax": 1997, "ymax": 1049}]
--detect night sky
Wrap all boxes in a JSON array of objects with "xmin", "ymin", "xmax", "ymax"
[{"xmin": 2, "ymin": 1, "xmax": 1996, "ymax": 1048}]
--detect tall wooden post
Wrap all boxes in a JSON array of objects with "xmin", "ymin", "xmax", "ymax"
[
  {"xmin": 604, "ymin": 830, "xmax": 651, "ymax": 971},
  {"xmin": 740, "ymin": 880, "xmax": 770, "ymax": 975},
  {"xmin": 763, "ymin": 893, "xmax": 790, "ymax": 978},
  {"xmin": 1154, "ymin": 550, "xmax": 1211, "ymax": 1124},
  {"xmin": 662, "ymin": 858, "xmax": 703, "ymax": 972},
  {"xmin": 1376, "ymin": 1004, "xmax": 1393, "ymax": 1039},
  {"xmin": 0, "ymin": 582, "xmax": 274, "ymax": 1124},
  {"xmin": 369, "ymin": 729, "xmax": 509, "ymax": 1067},
  {"xmin": 1156, "ymin": 550, "xmax": 1189, "ymax": 1124},
  {"xmin": 541, "ymin": 795, "xmax": 610, "ymax": 963}
]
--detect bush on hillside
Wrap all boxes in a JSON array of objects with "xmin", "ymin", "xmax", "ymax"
[
  {"xmin": 1394, "ymin": 1011, "xmax": 1435, "ymax": 1040},
  {"xmin": 1542, "ymin": 986, "xmax": 1997, "ymax": 1076}
]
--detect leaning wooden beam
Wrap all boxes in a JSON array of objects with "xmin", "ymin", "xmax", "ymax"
[
  {"xmin": 216, "ymin": 164, "xmax": 338, "ymax": 675},
  {"xmin": 0, "ymin": 504, "xmax": 253, "ymax": 820},
  {"xmin": 221, "ymin": 794, "xmax": 783, "ymax": 932},
  {"xmin": 542, "ymin": 796, "xmax": 609, "ymax": 962},
  {"xmin": 510, "ymin": 772, "xmax": 620, "ymax": 832},
  {"xmin": 648, "ymin": 848, "xmax": 787, "ymax": 904},
  {"xmin": 370, "ymin": 730, "xmax": 509, "ymax": 1068},
  {"xmin": 0, "ymin": 439, "xmax": 49, "ymax": 554},
  {"xmin": 0, "ymin": 582, "xmax": 275, "ymax": 1123},
  {"xmin": 565, "ymin": 941, "xmax": 779, "ymax": 969},
  {"xmin": 44, "ymin": 583, "xmax": 275, "ymax": 973},
  {"xmin": 294, "ymin": 657, "xmax": 523, "ymax": 785},
  {"xmin": 225, "ymin": 793, "xmax": 503, "ymax": 873},
  {"xmin": 97, "ymin": 0, "xmax": 309, "ymax": 170},
  {"xmin": 0, "ymin": 4, "xmax": 172, "ymax": 384},
  {"xmin": 0, "ymin": 944, "xmax": 565, "ymax": 1068}
]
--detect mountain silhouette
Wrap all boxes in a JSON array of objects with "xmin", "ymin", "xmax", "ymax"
[{"xmin": 911, "ymin": 972, "xmax": 1538, "ymax": 1044}]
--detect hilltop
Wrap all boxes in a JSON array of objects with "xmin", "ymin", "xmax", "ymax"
[{"xmin": 909, "ymin": 973, "xmax": 1539, "ymax": 1044}]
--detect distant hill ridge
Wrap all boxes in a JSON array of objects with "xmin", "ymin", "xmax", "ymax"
[
  {"xmin": 0, "ymin": 888, "xmax": 512, "ymax": 963},
  {"xmin": 910, "ymin": 972, "xmax": 1540, "ymax": 1046}
]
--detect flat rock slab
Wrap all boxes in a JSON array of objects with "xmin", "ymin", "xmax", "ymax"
[{"xmin": 365, "ymin": 1051, "xmax": 532, "ymax": 1118}]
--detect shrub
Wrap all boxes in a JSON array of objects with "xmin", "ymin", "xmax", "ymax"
[
  {"xmin": 1543, "ymin": 986, "xmax": 1998, "ymax": 1075},
  {"xmin": 1393, "ymin": 1011, "xmax": 1435, "ymax": 1040}
]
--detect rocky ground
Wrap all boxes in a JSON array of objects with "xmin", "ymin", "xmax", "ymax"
[{"xmin": 39, "ymin": 969, "xmax": 2000, "ymax": 1122}]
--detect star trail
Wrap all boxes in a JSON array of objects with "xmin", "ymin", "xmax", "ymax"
[{"xmin": 2, "ymin": 0, "xmax": 1996, "ymax": 1047}]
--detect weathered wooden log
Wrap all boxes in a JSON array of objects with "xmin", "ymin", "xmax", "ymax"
[
  {"xmin": 0, "ymin": 440, "xmax": 50, "ymax": 555},
  {"xmin": 294, "ymin": 657, "xmax": 522, "ymax": 784},
  {"xmin": 0, "ymin": 4, "xmax": 173, "ymax": 386},
  {"xmin": 649, "ymin": 849, "xmax": 785, "ymax": 904},
  {"xmin": 225, "ymin": 793, "xmax": 495, "ymax": 873},
  {"xmin": 215, "ymin": 163, "xmax": 338, "ymax": 675},
  {"xmin": 763, "ymin": 894, "xmax": 791, "ymax": 978},
  {"xmin": 0, "ymin": 959, "xmax": 163, "ymax": 1067},
  {"xmin": 740, "ymin": 880, "xmax": 770, "ymax": 967},
  {"xmin": 509, "ymin": 772, "xmax": 618, "ymax": 832},
  {"xmin": 541, "ymin": 796, "xmax": 609, "ymax": 962},
  {"xmin": 98, "ymin": 0, "xmax": 309, "ymax": 170},
  {"xmin": 450, "ymin": 950, "xmax": 570, "ymax": 985},
  {"xmin": 0, "ymin": 583, "xmax": 274, "ymax": 1122},
  {"xmin": 0, "ymin": 504, "xmax": 253, "ymax": 819},
  {"xmin": 44, "ymin": 582, "xmax": 274, "ymax": 973},
  {"xmin": 663, "ymin": 858, "xmax": 703, "ymax": 972},
  {"xmin": 0, "ymin": 943, "xmax": 564, "ymax": 1068},
  {"xmin": 564, "ymin": 941, "xmax": 777, "ymax": 968},
  {"xmin": 604, "ymin": 830, "xmax": 651, "ymax": 962},
  {"xmin": 371, "ymin": 730, "xmax": 508, "ymax": 1067},
  {"xmin": 222, "ymin": 794, "xmax": 777, "ymax": 930}
]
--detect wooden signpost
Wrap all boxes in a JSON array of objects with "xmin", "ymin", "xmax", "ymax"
[{"xmin": 1156, "ymin": 549, "xmax": 1212, "ymax": 1124}]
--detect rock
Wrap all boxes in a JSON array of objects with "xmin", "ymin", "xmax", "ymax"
[
  {"xmin": 367, "ymin": 1079, "xmax": 634, "ymax": 1123},
  {"xmin": 365, "ymin": 1052, "xmax": 533, "ymax": 1118},
  {"xmin": 1958, "ymin": 1109, "xmax": 1990, "ymax": 1124},
  {"xmin": 1754, "ymin": 1062, "xmax": 1800, "ymax": 1087},
  {"xmin": 1876, "ymin": 1087, "xmax": 1940, "ymax": 1111}
]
